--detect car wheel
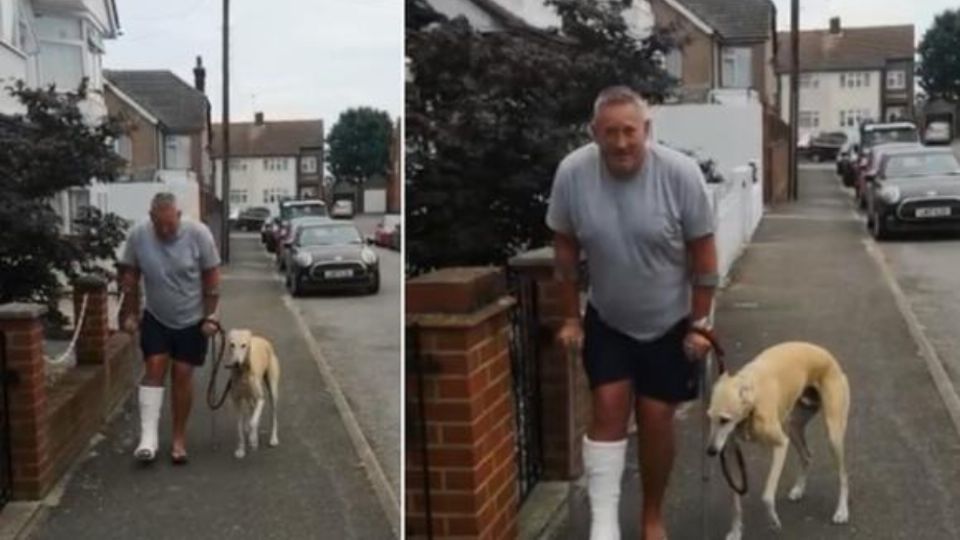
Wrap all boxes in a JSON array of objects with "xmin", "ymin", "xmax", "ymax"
[
  {"xmin": 871, "ymin": 212, "xmax": 889, "ymax": 241},
  {"xmin": 367, "ymin": 270, "xmax": 381, "ymax": 295}
]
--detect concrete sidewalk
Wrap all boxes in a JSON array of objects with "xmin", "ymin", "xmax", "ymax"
[
  {"xmin": 25, "ymin": 236, "xmax": 393, "ymax": 539},
  {"xmin": 559, "ymin": 169, "xmax": 960, "ymax": 539}
]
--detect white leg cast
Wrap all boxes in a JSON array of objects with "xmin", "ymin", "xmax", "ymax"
[
  {"xmin": 725, "ymin": 494, "xmax": 743, "ymax": 540},
  {"xmin": 762, "ymin": 442, "xmax": 789, "ymax": 531},
  {"xmin": 583, "ymin": 436, "xmax": 626, "ymax": 540},
  {"xmin": 134, "ymin": 386, "xmax": 164, "ymax": 462}
]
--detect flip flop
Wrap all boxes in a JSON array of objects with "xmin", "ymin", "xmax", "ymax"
[{"xmin": 171, "ymin": 451, "xmax": 189, "ymax": 466}]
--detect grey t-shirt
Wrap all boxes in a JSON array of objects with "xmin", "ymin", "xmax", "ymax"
[
  {"xmin": 120, "ymin": 218, "xmax": 221, "ymax": 329},
  {"xmin": 546, "ymin": 142, "xmax": 715, "ymax": 341}
]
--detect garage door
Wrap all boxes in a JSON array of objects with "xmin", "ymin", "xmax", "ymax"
[{"xmin": 364, "ymin": 189, "xmax": 386, "ymax": 214}]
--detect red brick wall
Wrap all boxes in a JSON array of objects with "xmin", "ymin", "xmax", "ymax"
[{"xmin": 406, "ymin": 268, "xmax": 519, "ymax": 539}]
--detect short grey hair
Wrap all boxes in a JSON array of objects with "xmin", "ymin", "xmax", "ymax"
[
  {"xmin": 592, "ymin": 86, "xmax": 650, "ymax": 123},
  {"xmin": 150, "ymin": 192, "xmax": 177, "ymax": 211}
]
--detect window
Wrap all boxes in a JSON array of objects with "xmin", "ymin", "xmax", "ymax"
[
  {"xmin": 114, "ymin": 135, "xmax": 132, "ymax": 162},
  {"xmin": 799, "ymin": 110, "xmax": 820, "ymax": 129},
  {"xmin": 68, "ymin": 188, "xmax": 90, "ymax": 234},
  {"xmin": 886, "ymin": 70, "xmax": 906, "ymax": 90},
  {"xmin": 262, "ymin": 188, "xmax": 289, "ymax": 204},
  {"xmin": 164, "ymin": 135, "xmax": 191, "ymax": 169},
  {"xmin": 663, "ymin": 48, "xmax": 683, "ymax": 80},
  {"xmin": 35, "ymin": 16, "xmax": 86, "ymax": 91},
  {"xmin": 799, "ymin": 74, "xmax": 819, "ymax": 89},
  {"xmin": 229, "ymin": 190, "xmax": 248, "ymax": 204},
  {"xmin": 886, "ymin": 106, "xmax": 905, "ymax": 122},
  {"xmin": 840, "ymin": 109, "xmax": 871, "ymax": 128},
  {"xmin": 721, "ymin": 47, "xmax": 753, "ymax": 88},
  {"xmin": 841, "ymin": 72, "xmax": 872, "ymax": 89},
  {"xmin": 301, "ymin": 156, "xmax": 318, "ymax": 174},
  {"xmin": 263, "ymin": 158, "xmax": 289, "ymax": 171},
  {"xmin": 228, "ymin": 160, "xmax": 248, "ymax": 171}
]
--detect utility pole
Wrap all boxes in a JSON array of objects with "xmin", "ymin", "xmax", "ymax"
[
  {"xmin": 220, "ymin": 0, "xmax": 231, "ymax": 262},
  {"xmin": 789, "ymin": 0, "xmax": 800, "ymax": 201}
]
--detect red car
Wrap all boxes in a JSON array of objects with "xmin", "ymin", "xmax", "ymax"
[{"xmin": 373, "ymin": 215, "xmax": 402, "ymax": 249}]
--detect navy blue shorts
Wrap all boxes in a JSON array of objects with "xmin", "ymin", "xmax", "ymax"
[
  {"xmin": 139, "ymin": 311, "xmax": 208, "ymax": 366},
  {"xmin": 582, "ymin": 304, "xmax": 700, "ymax": 403}
]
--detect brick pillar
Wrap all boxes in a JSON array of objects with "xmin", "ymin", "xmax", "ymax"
[
  {"xmin": 509, "ymin": 247, "xmax": 591, "ymax": 481},
  {"xmin": 74, "ymin": 275, "xmax": 108, "ymax": 365},
  {"xmin": 0, "ymin": 303, "xmax": 52, "ymax": 499},
  {"xmin": 406, "ymin": 268, "xmax": 519, "ymax": 539}
]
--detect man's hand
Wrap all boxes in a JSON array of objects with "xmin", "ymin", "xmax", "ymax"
[
  {"xmin": 121, "ymin": 316, "xmax": 139, "ymax": 335},
  {"xmin": 201, "ymin": 318, "xmax": 219, "ymax": 338},
  {"xmin": 556, "ymin": 318, "xmax": 584, "ymax": 354},
  {"xmin": 683, "ymin": 330, "xmax": 713, "ymax": 361}
]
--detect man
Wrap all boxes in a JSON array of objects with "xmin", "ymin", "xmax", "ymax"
[
  {"xmin": 546, "ymin": 87, "xmax": 718, "ymax": 540},
  {"xmin": 119, "ymin": 192, "xmax": 221, "ymax": 465}
]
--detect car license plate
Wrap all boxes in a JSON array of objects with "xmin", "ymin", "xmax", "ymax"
[
  {"xmin": 916, "ymin": 207, "xmax": 951, "ymax": 218},
  {"xmin": 324, "ymin": 269, "xmax": 353, "ymax": 279}
]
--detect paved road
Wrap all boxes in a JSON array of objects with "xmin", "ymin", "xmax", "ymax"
[
  {"xmin": 278, "ymin": 214, "xmax": 403, "ymax": 499},
  {"xmin": 32, "ymin": 232, "xmax": 393, "ymax": 539}
]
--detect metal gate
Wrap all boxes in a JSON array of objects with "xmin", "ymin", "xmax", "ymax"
[
  {"xmin": 507, "ymin": 272, "xmax": 544, "ymax": 503},
  {"xmin": 0, "ymin": 332, "xmax": 15, "ymax": 508},
  {"xmin": 406, "ymin": 324, "xmax": 434, "ymax": 539}
]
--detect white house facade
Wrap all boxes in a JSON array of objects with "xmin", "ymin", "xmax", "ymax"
[
  {"xmin": 780, "ymin": 70, "xmax": 883, "ymax": 142},
  {"xmin": 214, "ymin": 156, "xmax": 298, "ymax": 216}
]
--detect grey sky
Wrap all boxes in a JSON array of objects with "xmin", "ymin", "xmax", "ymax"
[
  {"xmin": 105, "ymin": 0, "xmax": 402, "ymax": 128},
  {"xmin": 771, "ymin": 0, "xmax": 951, "ymax": 41}
]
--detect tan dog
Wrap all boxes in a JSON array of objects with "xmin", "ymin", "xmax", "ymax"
[
  {"xmin": 706, "ymin": 342, "xmax": 850, "ymax": 540},
  {"xmin": 226, "ymin": 329, "xmax": 281, "ymax": 459}
]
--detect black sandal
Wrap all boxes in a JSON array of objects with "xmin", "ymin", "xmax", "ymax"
[{"xmin": 171, "ymin": 451, "xmax": 189, "ymax": 465}]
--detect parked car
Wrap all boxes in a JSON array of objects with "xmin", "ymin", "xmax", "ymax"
[
  {"xmin": 803, "ymin": 131, "xmax": 847, "ymax": 162},
  {"xmin": 836, "ymin": 140, "xmax": 859, "ymax": 187},
  {"xmin": 235, "ymin": 206, "xmax": 271, "ymax": 231},
  {"xmin": 276, "ymin": 216, "xmax": 333, "ymax": 271},
  {"xmin": 924, "ymin": 121, "xmax": 953, "ymax": 146},
  {"xmin": 864, "ymin": 146, "xmax": 960, "ymax": 240},
  {"xmin": 373, "ymin": 214, "xmax": 402, "ymax": 248},
  {"xmin": 855, "ymin": 141, "xmax": 923, "ymax": 209},
  {"xmin": 269, "ymin": 199, "xmax": 328, "ymax": 254},
  {"xmin": 331, "ymin": 199, "xmax": 354, "ymax": 219},
  {"xmin": 285, "ymin": 222, "xmax": 380, "ymax": 296},
  {"xmin": 853, "ymin": 122, "xmax": 921, "ymax": 207}
]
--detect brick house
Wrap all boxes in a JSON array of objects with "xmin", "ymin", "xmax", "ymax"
[
  {"xmin": 649, "ymin": 0, "xmax": 778, "ymax": 106},
  {"xmin": 776, "ymin": 18, "xmax": 915, "ymax": 142}
]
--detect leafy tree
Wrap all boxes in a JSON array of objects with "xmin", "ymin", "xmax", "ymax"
[
  {"xmin": 0, "ymin": 82, "xmax": 128, "ymax": 326},
  {"xmin": 918, "ymin": 9, "xmax": 960, "ymax": 102},
  {"xmin": 327, "ymin": 107, "xmax": 393, "ymax": 184},
  {"xmin": 405, "ymin": 0, "xmax": 677, "ymax": 274}
]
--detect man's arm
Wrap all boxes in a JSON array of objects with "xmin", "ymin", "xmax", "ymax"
[
  {"xmin": 201, "ymin": 267, "xmax": 221, "ymax": 319},
  {"xmin": 554, "ymin": 231, "xmax": 582, "ymax": 322},
  {"xmin": 117, "ymin": 264, "xmax": 141, "ymax": 330},
  {"xmin": 687, "ymin": 234, "xmax": 718, "ymax": 323}
]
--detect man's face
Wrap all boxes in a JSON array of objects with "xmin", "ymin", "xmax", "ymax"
[
  {"xmin": 150, "ymin": 204, "xmax": 181, "ymax": 242},
  {"xmin": 592, "ymin": 101, "xmax": 650, "ymax": 178}
]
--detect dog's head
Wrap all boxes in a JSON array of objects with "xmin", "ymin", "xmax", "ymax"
[
  {"xmin": 706, "ymin": 372, "xmax": 756, "ymax": 456},
  {"xmin": 226, "ymin": 329, "xmax": 254, "ymax": 371}
]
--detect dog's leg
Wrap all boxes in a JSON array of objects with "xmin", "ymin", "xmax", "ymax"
[
  {"xmin": 268, "ymin": 359, "xmax": 280, "ymax": 447},
  {"xmin": 823, "ymin": 374, "xmax": 851, "ymax": 524},
  {"xmin": 249, "ymin": 398, "xmax": 265, "ymax": 451},
  {"xmin": 787, "ymin": 399, "xmax": 818, "ymax": 501},
  {"xmin": 235, "ymin": 414, "xmax": 247, "ymax": 459},
  {"xmin": 762, "ymin": 436, "xmax": 789, "ymax": 530},
  {"xmin": 725, "ymin": 493, "xmax": 743, "ymax": 540}
]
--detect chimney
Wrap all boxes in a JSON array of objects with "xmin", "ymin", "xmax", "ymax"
[
  {"xmin": 255, "ymin": 112, "xmax": 265, "ymax": 125},
  {"xmin": 193, "ymin": 56, "xmax": 206, "ymax": 93},
  {"xmin": 829, "ymin": 17, "xmax": 841, "ymax": 34}
]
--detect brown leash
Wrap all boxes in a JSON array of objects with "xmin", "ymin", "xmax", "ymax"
[
  {"xmin": 688, "ymin": 326, "xmax": 749, "ymax": 496},
  {"xmin": 205, "ymin": 320, "xmax": 232, "ymax": 411}
]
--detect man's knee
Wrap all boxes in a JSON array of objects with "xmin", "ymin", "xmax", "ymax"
[
  {"xmin": 636, "ymin": 397, "xmax": 678, "ymax": 431},
  {"xmin": 171, "ymin": 361, "xmax": 194, "ymax": 383},
  {"xmin": 142, "ymin": 355, "xmax": 169, "ymax": 385}
]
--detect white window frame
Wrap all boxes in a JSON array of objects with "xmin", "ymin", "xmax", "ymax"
[
  {"xmin": 35, "ymin": 16, "xmax": 90, "ymax": 92},
  {"xmin": 664, "ymin": 48, "xmax": 683, "ymax": 80},
  {"xmin": 886, "ymin": 70, "xmax": 906, "ymax": 90},
  {"xmin": 301, "ymin": 156, "xmax": 318, "ymax": 174},
  {"xmin": 721, "ymin": 47, "xmax": 753, "ymax": 89},
  {"xmin": 799, "ymin": 110, "xmax": 819, "ymax": 129},
  {"xmin": 163, "ymin": 135, "xmax": 191, "ymax": 170},
  {"xmin": 229, "ymin": 190, "xmax": 248, "ymax": 204},
  {"xmin": 799, "ymin": 74, "xmax": 819, "ymax": 89}
]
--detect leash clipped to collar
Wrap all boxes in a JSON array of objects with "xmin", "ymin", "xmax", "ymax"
[
  {"xmin": 691, "ymin": 324, "xmax": 749, "ymax": 496},
  {"xmin": 204, "ymin": 320, "xmax": 232, "ymax": 411}
]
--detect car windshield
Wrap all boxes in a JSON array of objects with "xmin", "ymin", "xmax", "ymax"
[
  {"xmin": 864, "ymin": 129, "xmax": 918, "ymax": 147},
  {"xmin": 243, "ymin": 207, "xmax": 270, "ymax": 217},
  {"xmin": 298, "ymin": 225, "xmax": 362, "ymax": 246},
  {"xmin": 284, "ymin": 204, "xmax": 327, "ymax": 219},
  {"xmin": 883, "ymin": 153, "xmax": 960, "ymax": 178}
]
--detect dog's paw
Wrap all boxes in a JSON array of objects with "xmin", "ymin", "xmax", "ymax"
[
  {"xmin": 724, "ymin": 530, "xmax": 742, "ymax": 540},
  {"xmin": 269, "ymin": 436, "xmax": 279, "ymax": 447},
  {"xmin": 763, "ymin": 499, "xmax": 782, "ymax": 531},
  {"xmin": 788, "ymin": 484, "xmax": 805, "ymax": 501},
  {"xmin": 234, "ymin": 448, "xmax": 246, "ymax": 459},
  {"xmin": 832, "ymin": 506, "xmax": 849, "ymax": 524}
]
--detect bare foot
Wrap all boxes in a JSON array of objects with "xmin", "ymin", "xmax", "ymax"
[{"xmin": 642, "ymin": 524, "xmax": 668, "ymax": 540}]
